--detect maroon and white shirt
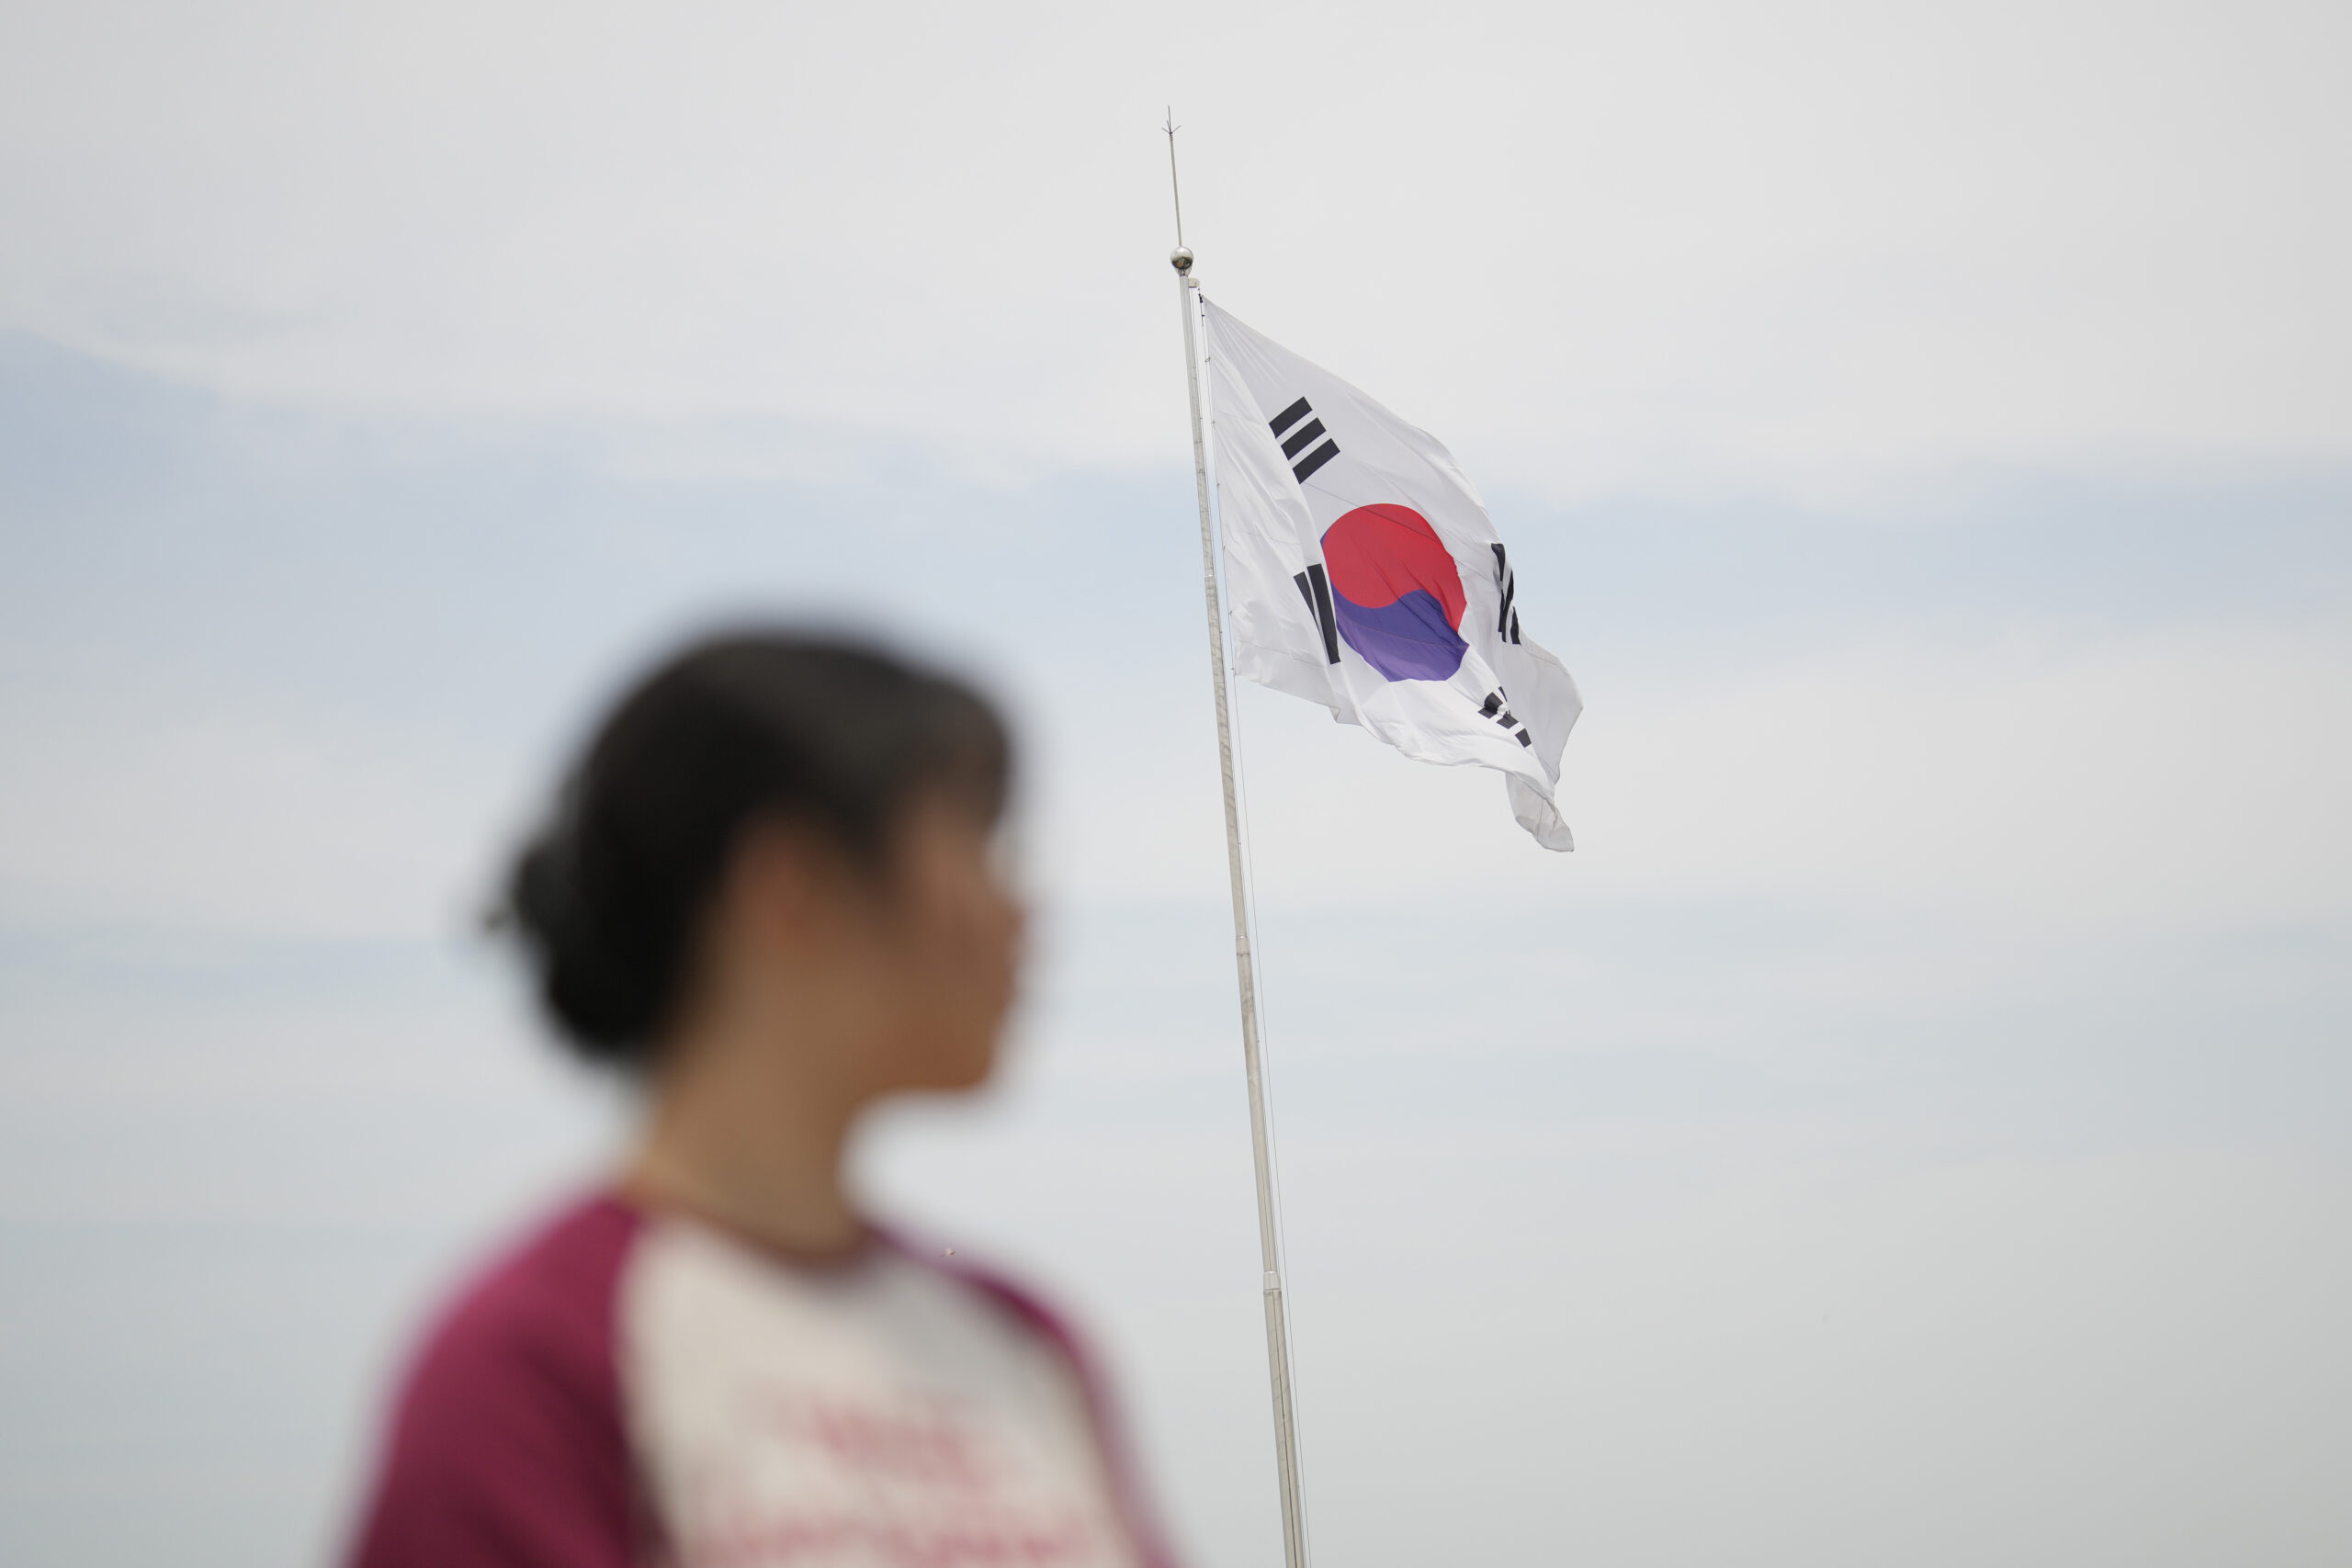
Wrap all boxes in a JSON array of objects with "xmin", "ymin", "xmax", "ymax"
[{"xmin": 348, "ymin": 1195, "xmax": 1178, "ymax": 1568}]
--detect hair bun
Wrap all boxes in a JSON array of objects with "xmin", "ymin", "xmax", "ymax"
[{"xmin": 504, "ymin": 817, "xmax": 662, "ymax": 1059}]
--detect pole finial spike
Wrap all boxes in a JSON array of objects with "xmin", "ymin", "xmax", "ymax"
[{"xmin": 1163, "ymin": 108, "xmax": 1187, "ymax": 251}]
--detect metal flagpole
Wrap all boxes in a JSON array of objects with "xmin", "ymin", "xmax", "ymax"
[{"xmin": 1166, "ymin": 113, "xmax": 1310, "ymax": 1568}]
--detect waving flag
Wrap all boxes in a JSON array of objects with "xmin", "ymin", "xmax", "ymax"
[{"xmin": 1203, "ymin": 298, "xmax": 1582, "ymax": 850}]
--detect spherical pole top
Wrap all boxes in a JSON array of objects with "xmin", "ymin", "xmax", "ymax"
[{"xmin": 1170, "ymin": 245, "xmax": 1194, "ymax": 275}]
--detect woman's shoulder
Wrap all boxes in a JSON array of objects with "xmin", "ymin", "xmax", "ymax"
[
  {"xmin": 428, "ymin": 1191, "xmax": 644, "ymax": 1361},
  {"xmin": 873, "ymin": 1225, "xmax": 1097, "ymax": 1365},
  {"xmin": 345, "ymin": 1192, "xmax": 649, "ymax": 1568},
  {"xmin": 870, "ymin": 1229, "xmax": 1184, "ymax": 1568}
]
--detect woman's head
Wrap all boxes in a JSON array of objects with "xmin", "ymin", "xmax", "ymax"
[{"xmin": 503, "ymin": 630, "xmax": 1021, "ymax": 1100}]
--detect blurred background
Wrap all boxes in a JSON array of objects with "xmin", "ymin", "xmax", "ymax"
[{"xmin": 3, "ymin": 2, "xmax": 2348, "ymax": 1564}]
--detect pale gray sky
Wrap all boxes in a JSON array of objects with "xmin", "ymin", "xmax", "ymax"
[
  {"xmin": 4, "ymin": 0, "xmax": 2346, "ymax": 490},
  {"xmin": 2, "ymin": 3, "xmax": 2348, "ymax": 1565}
]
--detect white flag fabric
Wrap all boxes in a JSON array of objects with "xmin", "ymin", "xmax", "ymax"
[{"xmin": 1202, "ymin": 297, "xmax": 1582, "ymax": 850}]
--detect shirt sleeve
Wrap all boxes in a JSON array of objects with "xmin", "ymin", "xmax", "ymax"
[{"xmin": 346, "ymin": 1198, "xmax": 647, "ymax": 1568}]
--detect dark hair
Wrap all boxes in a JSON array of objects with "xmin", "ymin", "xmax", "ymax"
[{"xmin": 501, "ymin": 629, "xmax": 1012, "ymax": 1066}]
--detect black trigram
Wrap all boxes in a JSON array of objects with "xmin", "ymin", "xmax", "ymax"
[
  {"xmin": 1268, "ymin": 396, "xmax": 1340, "ymax": 485},
  {"xmin": 1292, "ymin": 562, "xmax": 1341, "ymax": 664},
  {"xmin": 1490, "ymin": 544, "xmax": 1522, "ymax": 645},
  {"xmin": 1479, "ymin": 688, "xmax": 1533, "ymax": 748}
]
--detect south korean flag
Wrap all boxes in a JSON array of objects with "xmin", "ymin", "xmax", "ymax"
[{"xmin": 1202, "ymin": 297, "xmax": 1582, "ymax": 850}]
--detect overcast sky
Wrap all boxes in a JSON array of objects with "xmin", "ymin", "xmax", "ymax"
[{"xmin": 3, "ymin": 4, "xmax": 2348, "ymax": 1566}]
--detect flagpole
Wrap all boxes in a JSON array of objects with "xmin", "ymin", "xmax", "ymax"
[{"xmin": 1173, "ymin": 239, "xmax": 1311, "ymax": 1568}]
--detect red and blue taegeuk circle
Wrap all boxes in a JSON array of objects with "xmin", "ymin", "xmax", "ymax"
[{"xmin": 1321, "ymin": 503, "xmax": 1467, "ymax": 682}]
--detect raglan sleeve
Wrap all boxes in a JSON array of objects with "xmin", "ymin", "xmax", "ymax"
[{"xmin": 345, "ymin": 1200, "xmax": 649, "ymax": 1568}]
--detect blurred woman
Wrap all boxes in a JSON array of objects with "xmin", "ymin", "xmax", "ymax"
[{"xmin": 347, "ymin": 631, "xmax": 1174, "ymax": 1568}]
